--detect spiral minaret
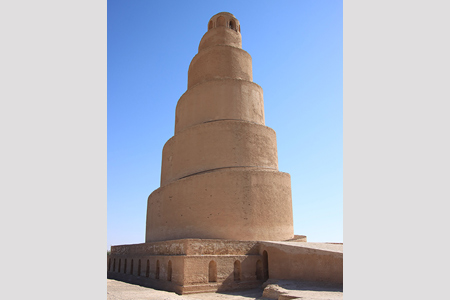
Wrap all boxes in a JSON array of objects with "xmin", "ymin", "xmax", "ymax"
[{"xmin": 146, "ymin": 12, "xmax": 294, "ymax": 242}]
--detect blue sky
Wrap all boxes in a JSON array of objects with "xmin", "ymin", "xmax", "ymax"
[{"xmin": 107, "ymin": 0, "xmax": 343, "ymax": 249}]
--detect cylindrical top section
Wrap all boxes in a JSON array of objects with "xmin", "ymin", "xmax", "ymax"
[
  {"xmin": 208, "ymin": 12, "xmax": 240, "ymax": 33},
  {"xmin": 199, "ymin": 12, "xmax": 242, "ymax": 51}
]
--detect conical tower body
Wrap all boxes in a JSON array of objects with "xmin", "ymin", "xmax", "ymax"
[{"xmin": 146, "ymin": 12, "xmax": 294, "ymax": 242}]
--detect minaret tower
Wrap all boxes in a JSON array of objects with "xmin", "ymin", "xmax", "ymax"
[{"xmin": 146, "ymin": 12, "xmax": 294, "ymax": 242}]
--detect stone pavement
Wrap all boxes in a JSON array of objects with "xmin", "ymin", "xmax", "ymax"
[
  {"xmin": 107, "ymin": 279, "xmax": 343, "ymax": 300},
  {"xmin": 107, "ymin": 279, "xmax": 264, "ymax": 300}
]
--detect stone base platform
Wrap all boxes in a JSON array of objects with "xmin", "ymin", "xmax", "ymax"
[
  {"xmin": 107, "ymin": 238, "xmax": 268, "ymax": 294},
  {"xmin": 107, "ymin": 236, "xmax": 343, "ymax": 295}
]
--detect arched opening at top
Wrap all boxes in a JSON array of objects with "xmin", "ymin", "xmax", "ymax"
[
  {"xmin": 234, "ymin": 260, "xmax": 241, "ymax": 281},
  {"xmin": 208, "ymin": 260, "xmax": 217, "ymax": 282},
  {"xmin": 217, "ymin": 16, "xmax": 226, "ymax": 27},
  {"xmin": 167, "ymin": 260, "xmax": 172, "ymax": 281},
  {"xmin": 229, "ymin": 20, "xmax": 236, "ymax": 31},
  {"xmin": 208, "ymin": 20, "xmax": 213, "ymax": 30},
  {"xmin": 156, "ymin": 260, "xmax": 160, "ymax": 279},
  {"xmin": 263, "ymin": 250, "xmax": 269, "ymax": 280}
]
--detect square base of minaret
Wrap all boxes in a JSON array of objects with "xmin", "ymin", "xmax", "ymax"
[
  {"xmin": 106, "ymin": 236, "xmax": 343, "ymax": 295},
  {"xmin": 107, "ymin": 238, "xmax": 268, "ymax": 294}
]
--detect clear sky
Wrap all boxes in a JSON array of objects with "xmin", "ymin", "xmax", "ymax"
[{"xmin": 107, "ymin": 0, "xmax": 343, "ymax": 250}]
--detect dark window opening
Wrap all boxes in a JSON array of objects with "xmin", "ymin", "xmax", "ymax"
[
  {"xmin": 130, "ymin": 259, "xmax": 134, "ymax": 275},
  {"xmin": 156, "ymin": 260, "xmax": 160, "ymax": 279},
  {"xmin": 209, "ymin": 260, "xmax": 217, "ymax": 282},
  {"xmin": 234, "ymin": 260, "xmax": 241, "ymax": 281},
  {"xmin": 167, "ymin": 260, "xmax": 172, "ymax": 281},
  {"xmin": 138, "ymin": 259, "xmax": 141, "ymax": 276}
]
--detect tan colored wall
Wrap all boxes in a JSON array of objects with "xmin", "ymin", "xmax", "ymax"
[
  {"xmin": 109, "ymin": 239, "xmax": 260, "ymax": 256},
  {"xmin": 175, "ymin": 78, "xmax": 264, "ymax": 133},
  {"xmin": 182, "ymin": 255, "xmax": 261, "ymax": 285},
  {"xmin": 146, "ymin": 11, "xmax": 294, "ymax": 244},
  {"xmin": 147, "ymin": 168, "xmax": 293, "ymax": 242},
  {"xmin": 184, "ymin": 240, "xmax": 259, "ymax": 255},
  {"xmin": 259, "ymin": 242, "xmax": 343, "ymax": 284},
  {"xmin": 108, "ymin": 256, "xmax": 185, "ymax": 294},
  {"xmin": 161, "ymin": 120, "xmax": 278, "ymax": 185},
  {"xmin": 108, "ymin": 255, "xmax": 185, "ymax": 283},
  {"xmin": 188, "ymin": 45, "xmax": 252, "ymax": 88},
  {"xmin": 108, "ymin": 239, "xmax": 264, "ymax": 294},
  {"xmin": 110, "ymin": 240, "xmax": 189, "ymax": 255},
  {"xmin": 199, "ymin": 26, "xmax": 242, "ymax": 51},
  {"xmin": 108, "ymin": 239, "xmax": 341, "ymax": 294}
]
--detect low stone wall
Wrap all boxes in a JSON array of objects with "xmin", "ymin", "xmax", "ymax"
[
  {"xmin": 107, "ymin": 239, "xmax": 264, "ymax": 294},
  {"xmin": 107, "ymin": 239, "xmax": 343, "ymax": 294},
  {"xmin": 259, "ymin": 242, "xmax": 343, "ymax": 284}
]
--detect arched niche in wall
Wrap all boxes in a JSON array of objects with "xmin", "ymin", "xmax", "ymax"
[
  {"xmin": 138, "ymin": 259, "xmax": 141, "ymax": 276},
  {"xmin": 167, "ymin": 260, "xmax": 172, "ymax": 281},
  {"xmin": 156, "ymin": 260, "xmax": 160, "ymax": 279},
  {"xmin": 217, "ymin": 16, "xmax": 226, "ymax": 27},
  {"xmin": 209, "ymin": 260, "xmax": 217, "ymax": 282},
  {"xmin": 234, "ymin": 260, "xmax": 241, "ymax": 281}
]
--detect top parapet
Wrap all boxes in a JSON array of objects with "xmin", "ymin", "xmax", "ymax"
[
  {"xmin": 198, "ymin": 12, "xmax": 242, "ymax": 51},
  {"xmin": 208, "ymin": 12, "xmax": 240, "ymax": 32}
]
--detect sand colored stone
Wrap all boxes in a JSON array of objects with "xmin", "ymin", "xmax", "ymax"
[
  {"xmin": 108, "ymin": 12, "xmax": 343, "ymax": 295},
  {"xmin": 161, "ymin": 121, "xmax": 278, "ymax": 186},
  {"xmin": 175, "ymin": 79, "xmax": 264, "ymax": 134},
  {"xmin": 107, "ymin": 239, "xmax": 341, "ymax": 294},
  {"xmin": 146, "ymin": 11, "xmax": 293, "ymax": 243}
]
